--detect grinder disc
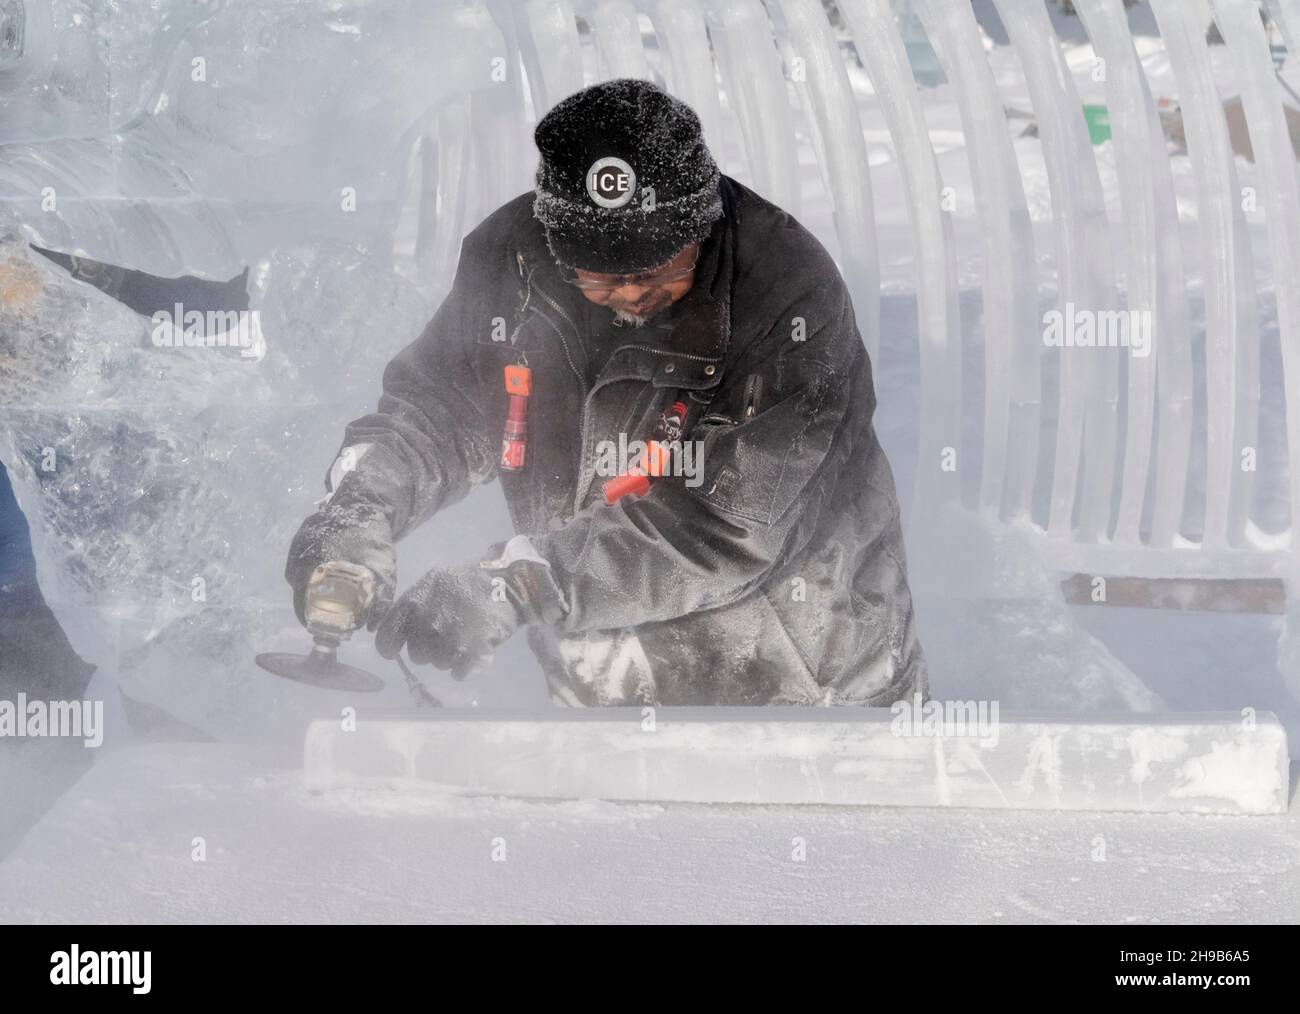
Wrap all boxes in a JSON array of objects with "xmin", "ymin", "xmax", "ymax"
[{"xmin": 255, "ymin": 651, "xmax": 385, "ymax": 692}]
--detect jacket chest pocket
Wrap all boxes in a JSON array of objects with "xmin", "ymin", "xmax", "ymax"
[{"xmin": 575, "ymin": 381, "xmax": 666, "ymax": 510}]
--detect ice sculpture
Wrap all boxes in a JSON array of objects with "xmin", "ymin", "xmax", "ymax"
[
  {"xmin": 653, "ymin": 0, "xmax": 727, "ymax": 156},
  {"xmin": 0, "ymin": 0, "xmax": 518, "ymax": 284},
  {"xmin": 1074, "ymin": 0, "xmax": 1193, "ymax": 550},
  {"xmin": 1150, "ymin": 0, "xmax": 1258, "ymax": 555},
  {"xmin": 4, "ymin": 0, "xmax": 1300, "ymax": 735},
  {"xmin": 517, "ymin": 0, "xmax": 585, "ymax": 118},
  {"xmin": 912, "ymin": 0, "xmax": 1040, "ymax": 522},
  {"xmin": 1269, "ymin": 0, "xmax": 1300, "ymax": 52},
  {"xmin": 591, "ymin": 0, "xmax": 652, "ymax": 79},
  {"xmin": 0, "ymin": 230, "xmax": 440, "ymax": 737},
  {"xmin": 1211, "ymin": 0, "xmax": 1300, "ymax": 699},
  {"xmin": 839, "ymin": 0, "xmax": 961, "ymax": 515},
  {"xmin": 773, "ymin": 0, "xmax": 879, "ymax": 361},
  {"xmin": 993, "ymin": 0, "xmax": 1122, "ymax": 544},
  {"xmin": 707, "ymin": 0, "xmax": 801, "ymax": 216},
  {"xmin": 1212, "ymin": 0, "xmax": 1300, "ymax": 540}
]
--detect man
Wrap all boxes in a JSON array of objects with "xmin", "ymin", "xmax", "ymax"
[{"xmin": 286, "ymin": 79, "xmax": 926, "ymax": 706}]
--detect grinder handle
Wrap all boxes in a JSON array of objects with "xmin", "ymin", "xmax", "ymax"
[{"xmin": 304, "ymin": 561, "xmax": 376, "ymax": 641}]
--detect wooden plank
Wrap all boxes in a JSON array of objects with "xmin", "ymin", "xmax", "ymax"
[{"xmin": 1061, "ymin": 573, "xmax": 1286, "ymax": 613}]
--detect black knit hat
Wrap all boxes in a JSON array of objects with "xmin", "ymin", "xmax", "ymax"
[{"xmin": 533, "ymin": 79, "xmax": 723, "ymax": 274}]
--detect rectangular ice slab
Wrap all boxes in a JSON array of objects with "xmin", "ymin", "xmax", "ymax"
[{"xmin": 303, "ymin": 708, "xmax": 1291, "ymax": 815}]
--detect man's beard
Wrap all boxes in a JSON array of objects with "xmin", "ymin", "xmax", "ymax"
[
  {"xmin": 612, "ymin": 308, "xmax": 650, "ymax": 328},
  {"xmin": 610, "ymin": 287, "xmax": 673, "ymax": 328}
]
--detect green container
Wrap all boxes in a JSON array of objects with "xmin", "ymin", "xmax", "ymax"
[{"xmin": 1083, "ymin": 103, "xmax": 1112, "ymax": 145}]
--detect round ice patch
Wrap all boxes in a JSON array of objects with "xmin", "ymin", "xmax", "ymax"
[{"xmin": 585, "ymin": 157, "xmax": 637, "ymax": 209}]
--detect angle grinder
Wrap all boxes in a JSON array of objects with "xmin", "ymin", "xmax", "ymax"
[
  {"xmin": 256, "ymin": 560, "xmax": 387, "ymax": 692},
  {"xmin": 257, "ymin": 560, "xmax": 442, "ymax": 705}
]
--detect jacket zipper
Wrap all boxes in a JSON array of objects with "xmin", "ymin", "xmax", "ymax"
[
  {"xmin": 518, "ymin": 256, "xmax": 604, "ymax": 511},
  {"xmin": 610, "ymin": 344, "xmax": 719, "ymax": 364},
  {"xmin": 742, "ymin": 372, "xmax": 763, "ymax": 418},
  {"xmin": 531, "ymin": 281, "xmax": 588, "ymax": 392}
]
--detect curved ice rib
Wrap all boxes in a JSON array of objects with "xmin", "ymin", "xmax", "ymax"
[
  {"xmin": 706, "ymin": 0, "xmax": 800, "ymax": 216},
  {"xmin": 1213, "ymin": 0, "xmax": 1300, "ymax": 546},
  {"xmin": 836, "ymin": 0, "xmax": 960, "ymax": 516},
  {"xmin": 993, "ymin": 0, "xmax": 1119, "ymax": 541},
  {"xmin": 1271, "ymin": 0, "xmax": 1300, "ymax": 52},
  {"xmin": 1150, "ymin": 0, "xmax": 1258, "ymax": 551},
  {"xmin": 416, "ymin": 99, "xmax": 475, "ymax": 298},
  {"xmin": 411, "ymin": 5, "xmax": 525, "ymax": 294},
  {"xmin": 652, "ymin": 0, "xmax": 728, "ymax": 159},
  {"xmin": 517, "ymin": 0, "xmax": 584, "ymax": 117},
  {"xmin": 912, "ymin": 0, "xmax": 1040, "ymax": 520},
  {"xmin": 1074, "ymin": 0, "xmax": 1192, "ymax": 549},
  {"xmin": 774, "ymin": 0, "xmax": 880, "ymax": 364},
  {"xmin": 590, "ymin": 0, "xmax": 653, "ymax": 81}
]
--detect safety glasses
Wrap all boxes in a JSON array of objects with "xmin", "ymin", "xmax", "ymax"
[{"xmin": 562, "ymin": 250, "xmax": 700, "ymax": 292}]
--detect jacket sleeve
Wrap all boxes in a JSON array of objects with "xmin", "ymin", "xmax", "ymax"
[
  {"xmin": 326, "ymin": 232, "xmax": 502, "ymax": 539},
  {"xmin": 533, "ymin": 287, "xmax": 869, "ymax": 633}
]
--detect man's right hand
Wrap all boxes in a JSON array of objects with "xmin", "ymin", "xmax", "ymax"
[{"xmin": 284, "ymin": 501, "xmax": 397, "ymax": 631}]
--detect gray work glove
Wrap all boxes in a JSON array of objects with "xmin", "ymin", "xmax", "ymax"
[
  {"xmin": 374, "ymin": 538, "xmax": 566, "ymax": 680},
  {"xmin": 284, "ymin": 501, "xmax": 397, "ymax": 630}
]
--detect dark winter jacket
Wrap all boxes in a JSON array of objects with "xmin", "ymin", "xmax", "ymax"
[{"xmin": 336, "ymin": 176, "xmax": 927, "ymax": 706}]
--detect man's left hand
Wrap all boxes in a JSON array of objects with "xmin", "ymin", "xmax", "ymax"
[{"xmin": 374, "ymin": 545, "xmax": 567, "ymax": 680}]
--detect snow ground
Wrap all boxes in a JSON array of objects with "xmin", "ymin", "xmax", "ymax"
[{"xmin": 0, "ymin": 739, "xmax": 1295, "ymax": 923}]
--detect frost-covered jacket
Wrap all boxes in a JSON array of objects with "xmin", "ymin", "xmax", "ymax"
[{"xmin": 337, "ymin": 176, "xmax": 927, "ymax": 706}]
